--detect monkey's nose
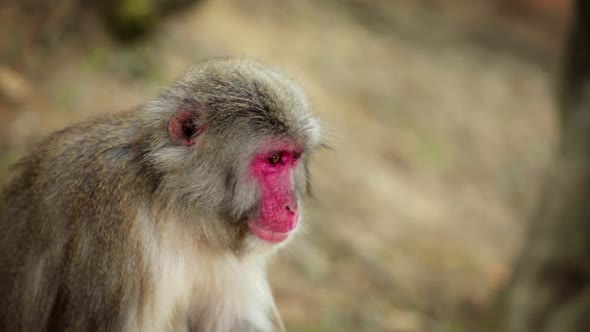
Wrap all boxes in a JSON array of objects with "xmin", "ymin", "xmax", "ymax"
[{"xmin": 285, "ymin": 205, "xmax": 297, "ymax": 214}]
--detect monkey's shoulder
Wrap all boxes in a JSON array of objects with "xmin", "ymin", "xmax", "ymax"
[
  {"xmin": 25, "ymin": 110, "xmax": 144, "ymax": 166},
  {"xmin": 44, "ymin": 110, "xmax": 142, "ymax": 150},
  {"xmin": 2, "ymin": 110, "xmax": 149, "ymax": 201}
]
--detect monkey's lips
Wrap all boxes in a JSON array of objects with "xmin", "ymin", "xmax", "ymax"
[{"xmin": 248, "ymin": 221, "xmax": 292, "ymax": 243}]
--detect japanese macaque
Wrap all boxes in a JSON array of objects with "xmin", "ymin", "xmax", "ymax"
[{"xmin": 0, "ymin": 59, "xmax": 322, "ymax": 331}]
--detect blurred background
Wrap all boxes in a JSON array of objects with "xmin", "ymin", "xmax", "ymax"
[{"xmin": 0, "ymin": 1, "xmax": 574, "ymax": 331}]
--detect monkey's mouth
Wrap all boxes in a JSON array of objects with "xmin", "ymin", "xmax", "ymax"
[{"xmin": 248, "ymin": 221, "xmax": 291, "ymax": 243}]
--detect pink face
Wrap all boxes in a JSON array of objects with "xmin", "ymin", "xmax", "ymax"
[{"xmin": 249, "ymin": 145, "xmax": 303, "ymax": 243}]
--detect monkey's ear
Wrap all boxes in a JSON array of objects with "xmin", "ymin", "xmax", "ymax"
[{"xmin": 168, "ymin": 109, "xmax": 204, "ymax": 146}]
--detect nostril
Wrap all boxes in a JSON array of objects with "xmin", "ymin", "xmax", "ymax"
[{"xmin": 285, "ymin": 205, "xmax": 295, "ymax": 213}]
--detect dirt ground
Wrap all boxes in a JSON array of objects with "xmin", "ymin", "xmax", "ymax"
[{"xmin": 0, "ymin": 1, "xmax": 567, "ymax": 331}]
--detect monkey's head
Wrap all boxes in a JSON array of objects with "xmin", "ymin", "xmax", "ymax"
[{"xmin": 144, "ymin": 59, "xmax": 322, "ymax": 252}]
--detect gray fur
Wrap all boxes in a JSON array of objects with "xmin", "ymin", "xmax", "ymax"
[{"xmin": 0, "ymin": 58, "xmax": 321, "ymax": 331}]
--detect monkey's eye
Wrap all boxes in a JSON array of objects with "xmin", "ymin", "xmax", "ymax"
[{"xmin": 268, "ymin": 153, "xmax": 282, "ymax": 166}]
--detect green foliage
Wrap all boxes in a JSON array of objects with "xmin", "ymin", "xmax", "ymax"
[
  {"xmin": 119, "ymin": 0, "xmax": 155, "ymax": 21},
  {"xmin": 83, "ymin": 47, "xmax": 109, "ymax": 73},
  {"xmin": 102, "ymin": 0, "xmax": 200, "ymax": 41},
  {"xmin": 105, "ymin": 0, "xmax": 158, "ymax": 40}
]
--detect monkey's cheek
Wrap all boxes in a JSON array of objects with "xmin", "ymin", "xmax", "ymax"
[{"xmin": 247, "ymin": 221, "xmax": 292, "ymax": 244}]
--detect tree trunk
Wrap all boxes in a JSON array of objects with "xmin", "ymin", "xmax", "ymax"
[{"xmin": 496, "ymin": 1, "xmax": 590, "ymax": 331}]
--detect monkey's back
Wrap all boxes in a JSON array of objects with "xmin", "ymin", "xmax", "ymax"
[{"xmin": 0, "ymin": 111, "xmax": 150, "ymax": 331}]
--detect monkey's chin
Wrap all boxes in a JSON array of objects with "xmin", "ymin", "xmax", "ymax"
[{"xmin": 247, "ymin": 221, "xmax": 292, "ymax": 244}]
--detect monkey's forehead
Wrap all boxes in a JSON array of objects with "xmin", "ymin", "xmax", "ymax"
[
  {"xmin": 203, "ymin": 105, "xmax": 321, "ymax": 152},
  {"xmin": 185, "ymin": 60, "xmax": 322, "ymax": 149}
]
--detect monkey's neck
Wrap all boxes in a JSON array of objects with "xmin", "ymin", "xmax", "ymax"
[{"xmin": 135, "ymin": 208, "xmax": 275, "ymax": 331}]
